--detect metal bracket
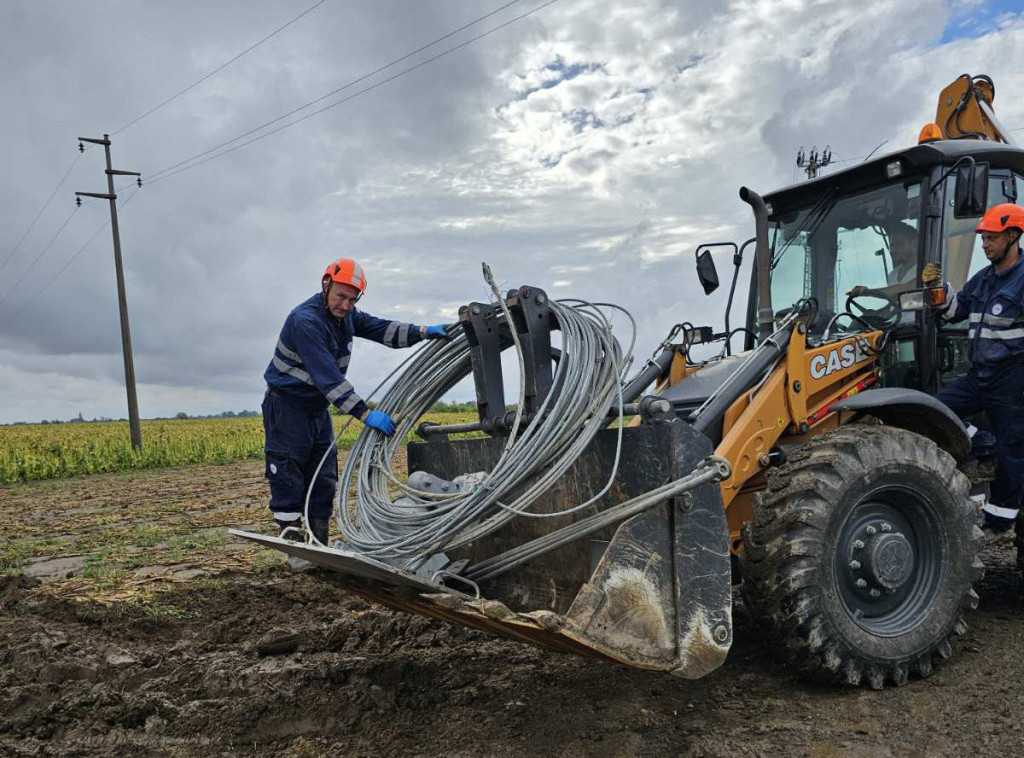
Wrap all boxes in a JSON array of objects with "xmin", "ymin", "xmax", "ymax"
[
  {"xmin": 458, "ymin": 285, "xmax": 559, "ymax": 434},
  {"xmin": 506, "ymin": 286, "xmax": 555, "ymax": 416},
  {"xmin": 459, "ymin": 301, "xmax": 508, "ymax": 428}
]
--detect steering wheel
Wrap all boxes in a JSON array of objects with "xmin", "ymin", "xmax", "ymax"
[{"xmin": 844, "ymin": 288, "xmax": 899, "ymax": 329}]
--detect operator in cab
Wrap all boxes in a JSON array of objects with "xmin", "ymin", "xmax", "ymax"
[
  {"xmin": 925, "ymin": 204, "xmax": 1024, "ymax": 535},
  {"xmin": 847, "ymin": 222, "xmax": 919, "ymax": 299}
]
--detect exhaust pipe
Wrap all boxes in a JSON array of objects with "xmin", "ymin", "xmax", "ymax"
[{"xmin": 739, "ymin": 187, "xmax": 773, "ymax": 341}]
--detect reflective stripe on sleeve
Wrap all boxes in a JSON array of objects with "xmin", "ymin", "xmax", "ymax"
[
  {"xmin": 325, "ymin": 380, "xmax": 354, "ymax": 403},
  {"xmin": 397, "ymin": 323, "xmax": 411, "ymax": 347},
  {"xmin": 336, "ymin": 354, "xmax": 351, "ymax": 371},
  {"xmin": 383, "ymin": 321, "xmax": 399, "ymax": 346},
  {"xmin": 272, "ymin": 355, "xmax": 314, "ymax": 385},
  {"xmin": 978, "ymin": 327, "xmax": 1024, "ymax": 340},
  {"xmin": 338, "ymin": 393, "xmax": 363, "ymax": 414},
  {"xmin": 981, "ymin": 313, "xmax": 1022, "ymax": 327},
  {"xmin": 276, "ymin": 339, "xmax": 302, "ymax": 363},
  {"xmin": 983, "ymin": 503, "xmax": 1019, "ymax": 520}
]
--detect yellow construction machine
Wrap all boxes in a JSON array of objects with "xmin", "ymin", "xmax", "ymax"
[{"xmin": 235, "ymin": 74, "xmax": 1022, "ymax": 688}]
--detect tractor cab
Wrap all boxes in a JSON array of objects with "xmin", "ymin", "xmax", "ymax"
[{"xmin": 738, "ymin": 140, "xmax": 1024, "ymax": 394}]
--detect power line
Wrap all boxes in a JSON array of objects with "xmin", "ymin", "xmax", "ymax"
[
  {"xmin": 0, "ymin": 152, "xmax": 83, "ymax": 274},
  {"xmin": 7, "ymin": 188, "xmax": 140, "ymax": 323},
  {"xmin": 111, "ymin": 0, "xmax": 333, "ymax": 135},
  {"xmin": 0, "ymin": 206, "xmax": 80, "ymax": 309},
  {"xmin": 144, "ymin": 0, "xmax": 536, "ymax": 185}
]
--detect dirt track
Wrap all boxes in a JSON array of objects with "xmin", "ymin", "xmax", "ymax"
[{"xmin": 3, "ymin": 459, "xmax": 1024, "ymax": 757}]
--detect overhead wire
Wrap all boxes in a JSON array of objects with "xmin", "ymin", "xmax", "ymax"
[
  {"xmin": 142, "ymin": 0, "xmax": 525, "ymax": 184},
  {"xmin": 143, "ymin": 0, "xmax": 557, "ymax": 187},
  {"xmin": 0, "ymin": 206, "xmax": 80, "ymax": 310},
  {"xmin": 111, "ymin": 0, "xmax": 334, "ymax": 135},
  {"xmin": 0, "ymin": 151, "xmax": 83, "ymax": 274},
  {"xmin": 7, "ymin": 187, "xmax": 141, "ymax": 322}
]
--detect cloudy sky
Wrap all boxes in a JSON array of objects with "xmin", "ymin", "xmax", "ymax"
[{"xmin": 0, "ymin": 0, "xmax": 1022, "ymax": 424}]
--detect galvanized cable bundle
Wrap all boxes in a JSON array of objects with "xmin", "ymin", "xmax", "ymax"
[{"xmin": 332, "ymin": 295, "xmax": 637, "ymax": 570}]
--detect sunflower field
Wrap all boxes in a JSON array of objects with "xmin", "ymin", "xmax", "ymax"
[{"xmin": 0, "ymin": 412, "xmax": 477, "ymax": 484}]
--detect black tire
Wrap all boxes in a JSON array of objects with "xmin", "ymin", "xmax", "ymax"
[{"xmin": 740, "ymin": 425, "xmax": 983, "ymax": 689}]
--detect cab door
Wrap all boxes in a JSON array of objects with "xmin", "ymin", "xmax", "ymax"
[{"xmin": 938, "ymin": 171, "xmax": 1022, "ymax": 387}]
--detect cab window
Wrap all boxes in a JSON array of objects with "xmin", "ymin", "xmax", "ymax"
[
  {"xmin": 769, "ymin": 179, "xmax": 923, "ymax": 334},
  {"xmin": 942, "ymin": 172, "xmax": 1020, "ymax": 291}
]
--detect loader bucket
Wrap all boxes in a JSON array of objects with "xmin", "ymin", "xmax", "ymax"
[{"xmin": 232, "ymin": 419, "xmax": 733, "ymax": 678}]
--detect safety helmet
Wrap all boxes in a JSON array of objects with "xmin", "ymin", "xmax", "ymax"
[
  {"xmin": 322, "ymin": 258, "xmax": 367, "ymax": 293},
  {"xmin": 975, "ymin": 203, "xmax": 1024, "ymax": 235}
]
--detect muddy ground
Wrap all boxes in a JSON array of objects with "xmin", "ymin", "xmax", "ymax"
[{"xmin": 2, "ymin": 458, "xmax": 1024, "ymax": 758}]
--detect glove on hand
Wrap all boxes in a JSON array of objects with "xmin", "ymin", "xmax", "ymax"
[
  {"xmin": 363, "ymin": 409, "xmax": 396, "ymax": 436},
  {"xmin": 425, "ymin": 324, "xmax": 451, "ymax": 341},
  {"xmin": 922, "ymin": 262, "xmax": 942, "ymax": 287}
]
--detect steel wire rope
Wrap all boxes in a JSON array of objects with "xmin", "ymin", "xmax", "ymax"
[
  {"xmin": 142, "ymin": 0, "xmax": 558, "ymax": 187},
  {"xmin": 0, "ymin": 207, "xmax": 80, "ymax": 310},
  {"xmin": 1, "ymin": 152, "xmax": 83, "ymax": 274},
  {"xmin": 332, "ymin": 292, "xmax": 637, "ymax": 569},
  {"xmin": 7, "ymin": 188, "xmax": 142, "ymax": 323},
  {"xmin": 112, "ymin": 0, "xmax": 334, "ymax": 135}
]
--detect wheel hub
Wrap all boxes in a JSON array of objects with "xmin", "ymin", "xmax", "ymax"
[
  {"xmin": 845, "ymin": 519, "xmax": 916, "ymax": 597},
  {"xmin": 863, "ymin": 532, "xmax": 914, "ymax": 590}
]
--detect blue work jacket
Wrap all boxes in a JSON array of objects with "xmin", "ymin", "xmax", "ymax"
[
  {"xmin": 943, "ymin": 255, "xmax": 1024, "ymax": 381},
  {"xmin": 264, "ymin": 293, "xmax": 424, "ymax": 417}
]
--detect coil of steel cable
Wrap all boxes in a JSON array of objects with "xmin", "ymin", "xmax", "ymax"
[{"xmin": 332, "ymin": 289, "xmax": 637, "ymax": 571}]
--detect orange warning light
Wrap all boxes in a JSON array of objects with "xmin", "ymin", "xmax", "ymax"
[{"xmin": 918, "ymin": 123, "xmax": 943, "ymax": 144}]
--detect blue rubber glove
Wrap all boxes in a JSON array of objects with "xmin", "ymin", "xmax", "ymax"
[
  {"xmin": 425, "ymin": 324, "xmax": 451, "ymax": 341},
  {"xmin": 363, "ymin": 409, "xmax": 395, "ymax": 436}
]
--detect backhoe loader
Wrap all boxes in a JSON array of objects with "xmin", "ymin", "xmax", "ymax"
[{"xmin": 235, "ymin": 74, "xmax": 1023, "ymax": 688}]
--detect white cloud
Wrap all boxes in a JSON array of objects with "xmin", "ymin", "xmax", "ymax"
[{"xmin": 1, "ymin": 0, "xmax": 1023, "ymax": 423}]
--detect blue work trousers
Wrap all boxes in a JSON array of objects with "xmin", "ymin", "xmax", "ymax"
[
  {"xmin": 937, "ymin": 367, "xmax": 1024, "ymax": 514},
  {"xmin": 262, "ymin": 390, "xmax": 338, "ymax": 522}
]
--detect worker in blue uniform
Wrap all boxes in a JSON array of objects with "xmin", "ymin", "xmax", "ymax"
[
  {"xmin": 263, "ymin": 258, "xmax": 450, "ymax": 550},
  {"xmin": 925, "ymin": 204, "xmax": 1024, "ymax": 534}
]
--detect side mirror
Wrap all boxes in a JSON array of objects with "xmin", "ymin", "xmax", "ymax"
[
  {"xmin": 954, "ymin": 161, "xmax": 989, "ymax": 218},
  {"xmin": 696, "ymin": 249, "xmax": 720, "ymax": 295}
]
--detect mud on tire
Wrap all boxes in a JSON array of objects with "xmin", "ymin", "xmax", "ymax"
[{"xmin": 740, "ymin": 425, "xmax": 984, "ymax": 689}]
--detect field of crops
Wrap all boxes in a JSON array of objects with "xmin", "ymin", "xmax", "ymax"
[{"xmin": 0, "ymin": 412, "xmax": 477, "ymax": 484}]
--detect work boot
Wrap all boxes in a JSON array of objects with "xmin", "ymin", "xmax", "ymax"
[
  {"xmin": 276, "ymin": 520, "xmax": 316, "ymax": 573},
  {"xmin": 309, "ymin": 517, "xmax": 331, "ymax": 547},
  {"xmin": 981, "ymin": 513, "xmax": 1016, "ymax": 541}
]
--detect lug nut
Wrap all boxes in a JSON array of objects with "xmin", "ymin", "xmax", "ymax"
[
  {"xmin": 853, "ymin": 540, "xmax": 865, "ymax": 550},
  {"xmin": 849, "ymin": 560, "xmax": 861, "ymax": 570},
  {"xmin": 880, "ymin": 522, "xmax": 892, "ymax": 532},
  {"xmin": 870, "ymin": 589, "xmax": 881, "ymax": 598},
  {"xmin": 856, "ymin": 579, "xmax": 867, "ymax": 588},
  {"xmin": 866, "ymin": 525, "xmax": 877, "ymax": 536}
]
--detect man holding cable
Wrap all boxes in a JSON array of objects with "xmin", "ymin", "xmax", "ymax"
[{"xmin": 262, "ymin": 258, "xmax": 449, "ymax": 552}]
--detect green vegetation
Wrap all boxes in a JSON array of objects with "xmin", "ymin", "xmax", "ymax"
[{"xmin": 0, "ymin": 412, "xmax": 478, "ymax": 484}]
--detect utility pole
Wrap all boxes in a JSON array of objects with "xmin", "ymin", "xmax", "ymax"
[
  {"xmin": 75, "ymin": 135, "xmax": 144, "ymax": 450},
  {"xmin": 796, "ymin": 145, "xmax": 832, "ymax": 180}
]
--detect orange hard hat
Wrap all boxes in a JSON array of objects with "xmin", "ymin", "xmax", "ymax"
[
  {"xmin": 976, "ymin": 204, "xmax": 1024, "ymax": 234},
  {"xmin": 322, "ymin": 258, "xmax": 367, "ymax": 293}
]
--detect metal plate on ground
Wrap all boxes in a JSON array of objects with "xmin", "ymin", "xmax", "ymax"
[{"xmin": 228, "ymin": 529, "xmax": 442, "ymax": 593}]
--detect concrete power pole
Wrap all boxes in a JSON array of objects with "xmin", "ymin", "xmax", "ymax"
[{"xmin": 75, "ymin": 135, "xmax": 143, "ymax": 450}]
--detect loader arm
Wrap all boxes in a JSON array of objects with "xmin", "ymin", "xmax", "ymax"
[{"xmin": 708, "ymin": 326, "xmax": 883, "ymax": 547}]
